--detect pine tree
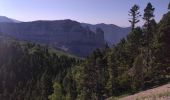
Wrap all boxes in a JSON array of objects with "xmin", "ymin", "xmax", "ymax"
[
  {"xmin": 106, "ymin": 50, "xmax": 118, "ymax": 96},
  {"xmin": 63, "ymin": 71, "xmax": 77, "ymax": 100},
  {"xmin": 131, "ymin": 54, "xmax": 145, "ymax": 91},
  {"xmin": 126, "ymin": 27, "xmax": 143, "ymax": 65},
  {"xmin": 143, "ymin": 2, "xmax": 155, "ymax": 42},
  {"xmin": 143, "ymin": 2, "xmax": 155, "ymax": 69},
  {"xmin": 95, "ymin": 53, "xmax": 106, "ymax": 100},
  {"xmin": 83, "ymin": 55, "xmax": 97, "ymax": 100},
  {"xmin": 128, "ymin": 4, "xmax": 141, "ymax": 30},
  {"xmin": 168, "ymin": 2, "xmax": 170, "ymax": 10},
  {"xmin": 152, "ymin": 11, "xmax": 170, "ymax": 84},
  {"xmin": 143, "ymin": 3, "xmax": 155, "ymax": 27},
  {"xmin": 39, "ymin": 71, "xmax": 53, "ymax": 100}
]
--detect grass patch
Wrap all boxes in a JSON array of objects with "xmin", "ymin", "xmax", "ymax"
[
  {"xmin": 135, "ymin": 91, "xmax": 170, "ymax": 100},
  {"xmin": 107, "ymin": 94, "xmax": 130, "ymax": 100},
  {"xmin": 158, "ymin": 91, "xmax": 170, "ymax": 98}
]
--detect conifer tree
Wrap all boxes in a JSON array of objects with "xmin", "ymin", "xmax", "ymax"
[
  {"xmin": 83, "ymin": 55, "xmax": 97, "ymax": 100},
  {"xmin": 143, "ymin": 2, "xmax": 155, "ymax": 42},
  {"xmin": 152, "ymin": 11, "xmax": 170, "ymax": 84},
  {"xmin": 143, "ymin": 2, "xmax": 155, "ymax": 68},
  {"xmin": 106, "ymin": 50, "xmax": 118, "ymax": 96},
  {"xmin": 143, "ymin": 3, "xmax": 155, "ymax": 27},
  {"xmin": 126, "ymin": 27, "xmax": 143, "ymax": 65},
  {"xmin": 131, "ymin": 54, "xmax": 145, "ymax": 91},
  {"xmin": 128, "ymin": 4, "xmax": 141, "ymax": 30}
]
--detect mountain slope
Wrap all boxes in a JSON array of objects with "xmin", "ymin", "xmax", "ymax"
[
  {"xmin": 81, "ymin": 23, "xmax": 131, "ymax": 45},
  {"xmin": 0, "ymin": 35, "xmax": 78, "ymax": 58},
  {"xmin": 0, "ymin": 19, "xmax": 105, "ymax": 57},
  {"xmin": 0, "ymin": 16, "xmax": 20, "ymax": 23}
]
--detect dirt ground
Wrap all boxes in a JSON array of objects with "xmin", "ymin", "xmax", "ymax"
[{"xmin": 120, "ymin": 83, "xmax": 170, "ymax": 100}]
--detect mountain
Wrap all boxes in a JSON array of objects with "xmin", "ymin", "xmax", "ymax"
[
  {"xmin": 0, "ymin": 19, "xmax": 105, "ymax": 57},
  {"xmin": 0, "ymin": 16, "xmax": 21, "ymax": 23},
  {"xmin": 81, "ymin": 23, "xmax": 131, "ymax": 45},
  {"xmin": 0, "ymin": 16, "xmax": 130, "ymax": 56},
  {"xmin": 0, "ymin": 35, "xmax": 79, "ymax": 58}
]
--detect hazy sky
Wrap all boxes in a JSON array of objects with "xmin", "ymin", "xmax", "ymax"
[{"xmin": 0, "ymin": 0, "xmax": 169, "ymax": 27}]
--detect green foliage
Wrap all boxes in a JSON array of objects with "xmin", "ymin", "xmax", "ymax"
[
  {"xmin": 151, "ymin": 12, "xmax": 170, "ymax": 84},
  {"xmin": 131, "ymin": 55, "xmax": 145, "ymax": 91},
  {"xmin": 48, "ymin": 83, "xmax": 62, "ymax": 100},
  {"xmin": 69, "ymin": 3, "xmax": 170, "ymax": 99},
  {"xmin": 143, "ymin": 2, "xmax": 155, "ymax": 24},
  {"xmin": 0, "ymin": 40, "xmax": 80, "ymax": 100},
  {"xmin": 1, "ymin": 2, "xmax": 170, "ymax": 100},
  {"xmin": 128, "ymin": 4, "xmax": 141, "ymax": 30}
]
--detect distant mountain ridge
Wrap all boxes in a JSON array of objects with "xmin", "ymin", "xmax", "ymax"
[
  {"xmin": 0, "ymin": 16, "xmax": 21, "ymax": 23},
  {"xmin": 81, "ymin": 23, "xmax": 131, "ymax": 45},
  {"xmin": 0, "ymin": 19, "xmax": 105, "ymax": 57},
  {"xmin": 0, "ymin": 16, "xmax": 131, "ymax": 57},
  {"xmin": 0, "ymin": 16, "xmax": 131, "ymax": 45}
]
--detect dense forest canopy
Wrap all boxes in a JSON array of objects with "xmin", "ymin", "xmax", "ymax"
[
  {"xmin": 0, "ymin": 38, "xmax": 81, "ymax": 100},
  {"xmin": 0, "ymin": 2, "xmax": 170, "ymax": 100}
]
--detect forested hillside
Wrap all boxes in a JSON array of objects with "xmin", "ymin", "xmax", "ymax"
[
  {"xmin": 0, "ymin": 38, "xmax": 81, "ymax": 100},
  {"xmin": 47, "ymin": 3, "xmax": 170, "ymax": 100}
]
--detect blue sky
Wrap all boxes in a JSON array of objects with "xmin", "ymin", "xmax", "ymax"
[{"xmin": 0, "ymin": 0, "xmax": 169, "ymax": 27}]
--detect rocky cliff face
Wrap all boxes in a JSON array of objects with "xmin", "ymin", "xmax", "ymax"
[
  {"xmin": 81, "ymin": 23, "xmax": 131, "ymax": 45},
  {"xmin": 0, "ymin": 20, "xmax": 105, "ymax": 57}
]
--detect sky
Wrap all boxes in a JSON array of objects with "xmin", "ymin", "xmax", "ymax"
[{"xmin": 0, "ymin": 0, "xmax": 169, "ymax": 27}]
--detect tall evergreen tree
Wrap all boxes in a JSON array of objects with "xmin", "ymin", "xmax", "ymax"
[
  {"xmin": 143, "ymin": 3, "xmax": 155, "ymax": 27},
  {"xmin": 106, "ymin": 50, "xmax": 118, "ymax": 96},
  {"xmin": 128, "ymin": 4, "xmax": 141, "ymax": 30},
  {"xmin": 83, "ymin": 55, "xmax": 97, "ymax": 100},
  {"xmin": 143, "ymin": 2, "xmax": 155, "ymax": 68},
  {"xmin": 126, "ymin": 27, "xmax": 143, "ymax": 65},
  {"xmin": 131, "ymin": 54, "xmax": 145, "ymax": 91}
]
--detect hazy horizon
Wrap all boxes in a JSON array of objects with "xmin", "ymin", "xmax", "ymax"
[{"xmin": 0, "ymin": 0, "xmax": 169, "ymax": 27}]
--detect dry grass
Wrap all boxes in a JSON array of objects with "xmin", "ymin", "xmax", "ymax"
[{"xmin": 119, "ymin": 84, "xmax": 170, "ymax": 100}]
